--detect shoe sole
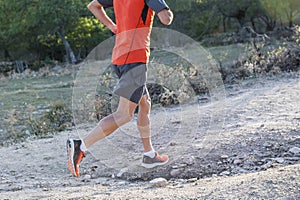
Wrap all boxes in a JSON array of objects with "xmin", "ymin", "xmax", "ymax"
[
  {"xmin": 141, "ymin": 159, "xmax": 169, "ymax": 169},
  {"xmin": 67, "ymin": 139, "xmax": 76, "ymax": 175}
]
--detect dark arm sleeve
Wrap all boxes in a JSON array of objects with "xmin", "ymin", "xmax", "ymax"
[
  {"xmin": 145, "ymin": 0, "xmax": 169, "ymax": 13},
  {"xmin": 97, "ymin": 0, "xmax": 113, "ymax": 8}
]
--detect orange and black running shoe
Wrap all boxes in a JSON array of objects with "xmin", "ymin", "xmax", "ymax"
[{"xmin": 67, "ymin": 139, "xmax": 86, "ymax": 177}]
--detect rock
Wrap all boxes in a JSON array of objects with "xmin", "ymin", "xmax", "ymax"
[
  {"xmin": 219, "ymin": 171, "xmax": 231, "ymax": 176},
  {"xmin": 117, "ymin": 168, "xmax": 128, "ymax": 178},
  {"xmin": 221, "ymin": 155, "xmax": 229, "ymax": 159},
  {"xmin": 117, "ymin": 181, "xmax": 127, "ymax": 186},
  {"xmin": 150, "ymin": 178, "xmax": 168, "ymax": 187},
  {"xmin": 261, "ymin": 161, "xmax": 273, "ymax": 170},
  {"xmin": 25, "ymin": 130, "xmax": 31, "ymax": 136},
  {"xmin": 187, "ymin": 178, "xmax": 198, "ymax": 183},
  {"xmin": 170, "ymin": 169, "xmax": 183, "ymax": 177},
  {"xmin": 273, "ymin": 158, "xmax": 285, "ymax": 164},
  {"xmin": 84, "ymin": 174, "xmax": 92, "ymax": 179},
  {"xmin": 241, "ymin": 142, "xmax": 247, "ymax": 147},
  {"xmin": 233, "ymin": 159, "xmax": 242, "ymax": 165},
  {"xmin": 171, "ymin": 164, "xmax": 187, "ymax": 169},
  {"xmin": 52, "ymin": 65, "xmax": 63, "ymax": 71},
  {"xmin": 289, "ymin": 147, "xmax": 300, "ymax": 154}
]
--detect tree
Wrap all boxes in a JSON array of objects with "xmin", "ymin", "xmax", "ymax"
[
  {"xmin": 34, "ymin": 0, "xmax": 87, "ymax": 64},
  {"xmin": 259, "ymin": 0, "xmax": 300, "ymax": 28}
]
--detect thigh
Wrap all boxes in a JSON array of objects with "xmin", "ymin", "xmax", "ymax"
[{"xmin": 116, "ymin": 96, "xmax": 138, "ymax": 116}]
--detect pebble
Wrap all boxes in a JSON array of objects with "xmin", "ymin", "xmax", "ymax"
[
  {"xmin": 273, "ymin": 158, "xmax": 285, "ymax": 164},
  {"xmin": 172, "ymin": 164, "xmax": 187, "ymax": 169},
  {"xmin": 241, "ymin": 142, "xmax": 247, "ymax": 147},
  {"xmin": 84, "ymin": 175, "xmax": 91, "ymax": 179},
  {"xmin": 170, "ymin": 169, "xmax": 182, "ymax": 177},
  {"xmin": 219, "ymin": 171, "xmax": 231, "ymax": 176},
  {"xmin": 288, "ymin": 147, "xmax": 300, "ymax": 154},
  {"xmin": 117, "ymin": 181, "xmax": 127, "ymax": 186},
  {"xmin": 25, "ymin": 130, "xmax": 31, "ymax": 136},
  {"xmin": 187, "ymin": 178, "xmax": 198, "ymax": 183},
  {"xmin": 261, "ymin": 161, "xmax": 272, "ymax": 170},
  {"xmin": 117, "ymin": 168, "xmax": 128, "ymax": 178},
  {"xmin": 150, "ymin": 178, "xmax": 168, "ymax": 187},
  {"xmin": 233, "ymin": 159, "xmax": 242, "ymax": 165},
  {"xmin": 221, "ymin": 155, "xmax": 229, "ymax": 159}
]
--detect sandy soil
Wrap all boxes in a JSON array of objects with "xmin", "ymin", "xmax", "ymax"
[{"xmin": 0, "ymin": 73, "xmax": 299, "ymax": 200}]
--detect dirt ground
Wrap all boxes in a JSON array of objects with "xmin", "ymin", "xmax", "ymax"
[{"xmin": 0, "ymin": 72, "xmax": 299, "ymax": 199}]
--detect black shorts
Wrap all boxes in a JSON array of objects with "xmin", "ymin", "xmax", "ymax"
[{"xmin": 113, "ymin": 62, "xmax": 148, "ymax": 104}]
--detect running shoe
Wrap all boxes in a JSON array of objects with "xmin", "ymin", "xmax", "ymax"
[
  {"xmin": 67, "ymin": 139, "xmax": 86, "ymax": 177},
  {"xmin": 141, "ymin": 152, "xmax": 169, "ymax": 168}
]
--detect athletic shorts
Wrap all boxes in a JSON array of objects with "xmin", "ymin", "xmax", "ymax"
[{"xmin": 113, "ymin": 62, "xmax": 148, "ymax": 104}]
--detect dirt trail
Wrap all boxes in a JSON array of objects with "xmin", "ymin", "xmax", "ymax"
[{"xmin": 0, "ymin": 73, "xmax": 299, "ymax": 199}]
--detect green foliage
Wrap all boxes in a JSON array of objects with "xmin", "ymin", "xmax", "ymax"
[
  {"xmin": 0, "ymin": 0, "xmax": 110, "ymax": 63},
  {"xmin": 259, "ymin": 0, "xmax": 300, "ymax": 27}
]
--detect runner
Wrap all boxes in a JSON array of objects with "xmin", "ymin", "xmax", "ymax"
[{"xmin": 67, "ymin": 0, "xmax": 173, "ymax": 177}]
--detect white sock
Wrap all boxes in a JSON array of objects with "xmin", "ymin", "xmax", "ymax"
[
  {"xmin": 144, "ymin": 149, "xmax": 155, "ymax": 158},
  {"xmin": 80, "ymin": 140, "xmax": 87, "ymax": 152}
]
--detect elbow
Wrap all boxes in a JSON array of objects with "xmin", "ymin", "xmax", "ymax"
[
  {"xmin": 159, "ymin": 10, "xmax": 173, "ymax": 26},
  {"xmin": 87, "ymin": 0, "xmax": 101, "ymax": 11},
  {"xmin": 161, "ymin": 18, "xmax": 173, "ymax": 26}
]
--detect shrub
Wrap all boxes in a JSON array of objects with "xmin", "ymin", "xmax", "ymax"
[{"xmin": 27, "ymin": 101, "xmax": 73, "ymax": 137}]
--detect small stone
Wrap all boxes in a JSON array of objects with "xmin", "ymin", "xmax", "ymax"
[
  {"xmin": 117, "ymin": 181, "xmax": 127, "ymax": 186},
  {"xmin": 117, "ymin": 168, "xmax": 128, "ymax": 178},
  {"xmin": 52, "ymin": 65, "xmax": 63, "ymax": 71},
  {"xmin": 233, "ymin": 159, "xmax": 242, "ymax": 165},
  {"xmin": 273, "ymin": 158, "xmax": 285, "ymax": 164},
  {"xmin": 263, "ymin": 142, "xmax": 272, "ymax": 148},
  {"xmin": 25, "ymin": 130, "xmax": 31, "ymax": 136},
  {"xmin": 261, "ymin": 161, "xmax": 272, "ymax": 170},
  {"xmin": 169, "ymin": 142, "xmax": 177, "ymax": 146},
  {"xmin": 221, "ymin": 155, "xmax": 229, "ymax": 159},
  {"xmin": 150, "ymin": 178, "xmax": 168, "ymax": 187},
  {"xmin": 220, "ymin": 171, "xmax": 231, "ymax": 176},
  {"xmin": 171, "ymin": 164, "xmax": 187, "ymax": 169},
  {"xmin": 187, "ymin": 178, "xmax": 198, "ymax": 183},
  {"xmin": 84, "ymin": 174, "xmax": 92, "ymax": 179},
  {"xmin": 289, "ymin": 147, "xmax": 300, "ymax": 154},
  {"xmin": 170, "ymin": 169, "xmax": 182, "ymax": 177},
  {"xmin": 241, "ymin": 142, "xmax": 247, "ymax": 147}
]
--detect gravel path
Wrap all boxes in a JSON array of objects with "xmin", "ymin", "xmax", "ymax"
[{"xmin": 0, "ymin": 73, "xmax": 299, "ymax": 199}]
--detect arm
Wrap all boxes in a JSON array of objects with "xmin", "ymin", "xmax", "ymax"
[
  {"xmin": 145, "ymin": 0, "xmax": 173, "ymax": 26},
  {"xmin": 157, "ymin": 9, "xmax": 173, "ymax": 25},
  {"xmin": 87, "ymin": 0, "xmax": 117, "ymax": 33}
]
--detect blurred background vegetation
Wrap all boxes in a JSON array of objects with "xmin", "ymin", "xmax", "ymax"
[
  {"xmin": 0, "ymin": 0, "xmax": 299, "ymax": 144},
  {"xmin": 0, "ymin": 0, "xmax": 299, "ymax": 65}
]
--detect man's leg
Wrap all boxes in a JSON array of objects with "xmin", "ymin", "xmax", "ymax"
[
  {"xmin": 137, "ymin": 92, "xmax": 153, "ymax": 152},
  {"xmin": 138, "ymin": 91, "xmax": 169, "ymax": 168},
  {"xmin": 67, "ymin": 97, "xmax": 137, "ymax": 177},
  {"xmin": 84, "ymin": 96, "xmax": 137, "ymax": 148}
]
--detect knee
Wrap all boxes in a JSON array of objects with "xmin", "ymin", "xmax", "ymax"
[
  {"xmin": 114, "ymin": 110, "xmax": 134, "ymax": 124},
  {"xmin": 139, "ymin": 96, "xmax": 151, "ymax": 113}
]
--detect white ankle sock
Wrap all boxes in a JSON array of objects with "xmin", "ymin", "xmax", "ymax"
[
  {"xmin": 144, "ymin": 149, "xmax": 155, "ymax": 158},
  {"xmin": 80, "ymin": 140, "xmax": 87, "ymax": 152}
]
